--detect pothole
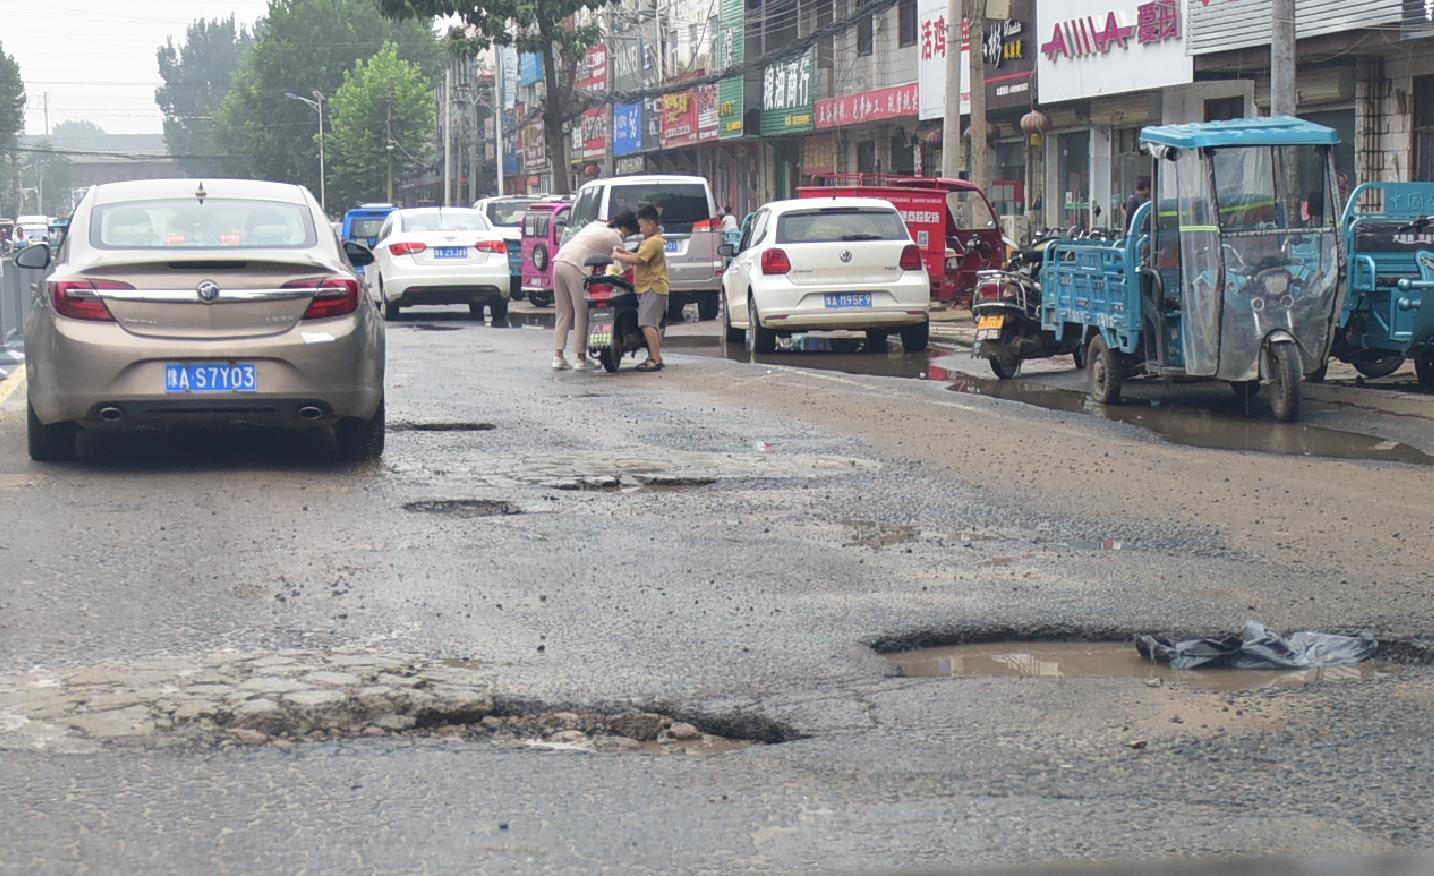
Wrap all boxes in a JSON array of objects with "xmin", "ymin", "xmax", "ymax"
[
  {"xmin": 886, "ymin": 641, "xmax": 1397, "ymax": 691},
  {"xmin": 402, "ymin": 499, "xmax": 520, "ymax": 517},
  {"xmin": 390, "ymin": 421, "xmax": 497, "ymax": 433},
  {"xmin": 403, "ymin": 323, "xmax": 465, "ymax": 332},
  {"xmin": 0, "ymin": 649, "xmax": 789, "ymax": 754},
  {"xmin": 546, "ymin": 474, "xmax": 718, "ymax": 492}
]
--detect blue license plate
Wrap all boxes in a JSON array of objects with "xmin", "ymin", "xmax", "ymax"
[
  {"xmin": 664, "ymin": 239, "xmax": 680, "ymax": 253},
  {"xmin": 165, "ymin": 363, "xmax": 258, "ymax": 393},
  {"xmin": 825, "ymin": 293, "xmax": 872, "ymax": 308},
  {"xmin": 435, "ymin": 246, "xmax": 467, "ymax": 259}
]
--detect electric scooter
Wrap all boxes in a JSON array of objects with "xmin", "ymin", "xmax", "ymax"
[{"xmin": 583, "ymin": 254, "xmax": 665, "ymax": 373}]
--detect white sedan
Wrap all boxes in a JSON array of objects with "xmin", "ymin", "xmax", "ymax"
[
  {"xmin": 370, "ymin": 207, "xmax": 511, "ymax": 322},
  {"xmin": 720, "ymin": 197, "xmax": 931, "ymax": 353}
]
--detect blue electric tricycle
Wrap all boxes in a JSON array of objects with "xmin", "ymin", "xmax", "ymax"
[
  {"xmin": 1327, "ymin": 182, "xmax": 1434, "ymax": 385},
  {"xmin": 1040, "ymin": 117, "xmax": 1344, "ymax": 422}
]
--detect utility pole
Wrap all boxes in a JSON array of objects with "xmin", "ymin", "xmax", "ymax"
[
  {"xmin": 386, "ymin": 80, "xmax": 396, "ymax": 203},
  {"xmin": 1270, "ymin": 0, "xmax": 1296, "ymax": 117},
  {"xmin": 494, "ymin": 46, "xmax": 505, "ymax": 196},
  {"xmin": 941, "ymin": 0, "xmax": 964, "ymax": 178},
  {"xmin": 443, "ymin": 64, "xmax": 453, "ymax": 206},
  {"xmin": 968, "ymin": 0, "xmax": 989, "ymax": 192},
  {"xmin": 43, "ymin": 92, "xmax": 49, "ymax": 136}
]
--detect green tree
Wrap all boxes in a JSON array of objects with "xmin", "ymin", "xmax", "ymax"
[
  {"xmin": 155, "ymin": 15, "xmax": 255, "ymax": 176},
  {"xmin": 378, "ymin": 0, "xmax": 611, "ymax": 194},
  {"xmin": 0, "ymin": 42, "xmax": 27, "ymax": 216},
  {"xmin": 327, "ymin": 42, "xmax": 434, "ymax": 209},
  {"xmin": 213, "ymin": 0, "xmax": 440, "ymax": 200},
  {"xmin": 49, "ymin": 120, "xmax": 105, "ymax": 140}
]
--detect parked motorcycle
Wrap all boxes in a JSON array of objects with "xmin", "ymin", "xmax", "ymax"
[
  {"xmin": 971, "ymin": 236, "xmax": 1084, "ymax": 379},
  {"xmin": 583, "ymin": 254, "xmax": 664, "ymax": 373}
]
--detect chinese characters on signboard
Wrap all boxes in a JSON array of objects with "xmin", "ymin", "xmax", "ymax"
[
  {"xmin": 717, "ymin": 0, "xmax": 745, "ymax": 139},
  {"xmin": 1032, "ymin": 0, "xmax": 1192, "ymax": 102},
  {"xmin": 576, "ymin": 45, "xmax": 609, "ymax": 162},
  {"xmin": 613, "ymin": 102, "xmax": 642, "ymax": 156},
  {"xmin": 760, "ymin": 48, "xmax": 816, "ymax": 134},
  {"xmin": 814, "ymin": 83, "xmax": 919, "ymax": 129},
  {"xmin": 1040, "ymin": 0, "xmax": 1180, "ymax": 61},
  {"xmin": 917, "ymin": 0, "xmax": 970, "ymax": 120},
  {"xmin": 661, "ymin": 90, "xmax": 697, "ymax": 147}
]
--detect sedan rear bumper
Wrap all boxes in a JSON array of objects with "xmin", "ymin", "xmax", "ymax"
[
  {"xmin": 760, "ymin": 306, "xmax": 929, "ymax": 332},
  {"xmin": 392, "ymin": 285, "xmax": 506, "ymax": 307}
]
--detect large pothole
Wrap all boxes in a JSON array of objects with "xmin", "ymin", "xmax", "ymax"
[
  {"xmin": 0, "ymin": 648, "xmax": 785, "ymax": 754},
  {"xmin": 390, "ymin": 421, "xmax": 497, "ymax": 433},
  {"xmin": 402, "ymin": 499, "xmax": 520, "ymax": 517}
]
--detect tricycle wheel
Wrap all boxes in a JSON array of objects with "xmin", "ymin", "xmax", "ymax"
[
  {"xmin": 1351, "ymin": 352, "xmax": 1404, "ymax": 380},
  {"xmin": 989, "ymin": 340, "xmax": 1022, "ymax": 380},
  {"xmin": 1268, "ymin": 343, "xmax": 1301, "ymax": 423},
  {"xmin": 1072, "ymin": 343, "xmax": 1086, "ymax": 370},
  {"xmin": 1414, "ymin": 351, "xmax": 1434, "ymax": 388},
  {"xmin": 1086, "ymin": 335, "xmax": 1122, "ymax": 405}
]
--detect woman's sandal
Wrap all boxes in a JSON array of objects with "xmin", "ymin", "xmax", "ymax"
[{"xmin": 635, "ymin": 360, "xmax": 665, "ymax": 372}]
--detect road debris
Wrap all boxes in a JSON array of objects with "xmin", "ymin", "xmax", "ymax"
[{"xmin": 1137, "ymin": 621, "xmax": 1379, "ymax": 671}]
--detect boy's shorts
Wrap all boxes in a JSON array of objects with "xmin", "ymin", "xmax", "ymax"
[{"xmin": 637, "ymin": 291, "xmax": 666, "ymax": 328}]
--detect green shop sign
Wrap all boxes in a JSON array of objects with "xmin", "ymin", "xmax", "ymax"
[
  {"xmin": 717, "ymin": 0, "xmax": 745, "ymax": 139},
  {"xmin": 760, "ymin": 48, "xmax": 815, "ymax": 135}
]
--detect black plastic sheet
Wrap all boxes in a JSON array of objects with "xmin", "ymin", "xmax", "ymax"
[{"xmin": 1136, "ymin": 621, "xmax": 1377, "ymax": 671}]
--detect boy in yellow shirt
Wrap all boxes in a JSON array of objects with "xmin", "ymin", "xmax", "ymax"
[{"xmin": 611, "ymin": 204, "xmax": 669, "ymax": 372}]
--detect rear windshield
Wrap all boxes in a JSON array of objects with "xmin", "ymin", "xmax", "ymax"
[
  {"xmin": 776, "ymin": 208, "xmax": 910, "ymax": 244},
  {"xmin": 485, "ymin": 200, "xmax": 535, "ymax": 227},
  {"xmin": 401, "ymin": 210, "xmax": 488, "ymax": 233},
  {"xmin": 523, "ymin": 213, "xmax": 550, "ymax": 237},
  {"xmin": 349, "ymin": 218, "xmax": 385, "ymax": 239},
  {"xmin": 608, "ymin": 184, "xmax": 709, "ymax": 234},
  {"xmin": 92, "ymin": 199, "xmax": 316, "ymax": 249}
]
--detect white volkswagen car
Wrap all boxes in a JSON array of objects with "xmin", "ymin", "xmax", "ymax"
[
  {"xmin": 720, "ymin": 198, "xmax": 931, "ymax": 353},
  {"xmin": 370, "ymin": 207, "xmax": 510, "ymax": 322}
]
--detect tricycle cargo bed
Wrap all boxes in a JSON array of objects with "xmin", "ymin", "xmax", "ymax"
[{"xmin": 1040, "ymin": 236, "xmax": 1143, "ymax": 353}]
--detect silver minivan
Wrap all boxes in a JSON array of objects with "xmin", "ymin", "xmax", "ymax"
[{"xmin": 563, "ymin": 174, "xmax": 723, "ymax": 320}]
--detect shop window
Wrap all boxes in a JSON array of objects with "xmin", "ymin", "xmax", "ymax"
[
  {"xmin": 1415, "ymin": 76, "xmax": 1434, "ymax": 182},
  {"xmin": 1204, "ymin": 97, "xmax": 1244, "ymax": 122},
  {"xmin": 991, "ymin": 141, "xmax": 1026, "ymax": 216},
  {"xmin": 890, "ymin": 133, "xmax": 915, "ymax": 174},
  {"xmin": 898, "ymin": 0, "xmax": 917, "ymax": 48},
  {"xmin": 1057, "ymin": 131, "xmax": 1091, "ymax": 232},
  {"xmin": 857, "ymin": 15, "xmax": 873, "ymax": 56},
  {"xmin": 1303, "ymin": 108, "xmax": 1356, "ymax": 201},
  {"xmin": 857, "ymin": 141, "xmax": 878, "ymax": 173}
]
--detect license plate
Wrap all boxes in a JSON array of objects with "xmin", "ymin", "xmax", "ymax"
[
  {"xmin": 165, "ymin": 363, "xmax": 257, "ymax": 393},
  {"xmin": 435, "ymin": 246, "xmax": 468, "ymax": 259},
  {"xmin": 978, "ymin": 314, "xmax": 1006, "ymax": 331},
  {"xmin": 529, "ymin": 278, "xmax": 545, "ymax": 287},
  {"xmin": 825, "ymin": 293, "xmax": 872, "ymax": 308},
  {"xmin": 588, "ymin": 312, "xmax": 614, "ymax": 348},
  {"xmin": 664, "ymin": 239, "xmax": 680, "ymax": 253}
]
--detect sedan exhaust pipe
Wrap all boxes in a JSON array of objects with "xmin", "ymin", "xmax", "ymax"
[
  {"xmin": 97, "ymin": 406, "xmax": 123, "ymax": 422},
  {"xmin": 297, "ymin": 405, "xmax": 324, "ymax": 420}
]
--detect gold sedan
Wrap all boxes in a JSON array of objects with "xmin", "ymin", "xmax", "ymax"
[{"xmin": 18, "ymin": 178, "xmax": 386, "ymax": 462}]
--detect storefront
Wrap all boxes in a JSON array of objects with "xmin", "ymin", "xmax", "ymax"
[
  {"xmin": 814, "ymin": 82, "xmax": 920, "ymax": 177},
  {"xmin": 761, "ymin": 49, "xmax": 817, "ymax": 200},
  {"xmin": 1033, "ymin": 0, "xmax": 1250, "ymax": 231}
]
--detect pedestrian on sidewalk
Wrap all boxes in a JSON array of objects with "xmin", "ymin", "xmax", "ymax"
[
  {"xmin": 551, "ymin": 210, "xmax": 640, "ymax": 371},
  {"xmin": 721, "ymin": 206, "xmax": 739, "ymax": 233},
  {"xmin": 610, "ymin": 204, "xmax": 669, "ymax": 373}
]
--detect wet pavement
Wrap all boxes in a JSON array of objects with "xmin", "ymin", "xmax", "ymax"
[{"xmin": 4, "ymin": 300, "xmax": 1434, "ymax": 871}]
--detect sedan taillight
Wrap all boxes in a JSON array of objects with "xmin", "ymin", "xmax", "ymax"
[
  {"xmin": 475, "ymin": 240, "xmax": 507, "ymax": 254},
  {"xmin": 900, "ymin": 244, "xmax": 923, "ymax": 272},
  {"xmin": 48, "ymin": 278, "xmax": 132, "ymax": 321},
  {"xmin": 284, "ymin": 277, "xmax": 361, "ymax": 320},
  {"xmin": 389, "ymin": 241, "xmax": 427, "ymax": 256},
  {"xmin": 693, "ymin": 218, "xmax": 721, "ymax": 232},
  {"xmin": 761, "ymin": 248, "xmax": 792, "ymax": 275}
]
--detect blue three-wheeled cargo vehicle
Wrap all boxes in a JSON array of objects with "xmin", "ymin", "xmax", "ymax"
[
  {"xmin": 1038, "ymin": 117, "xmax": 1344, "ymax": 422},
  {"xmin": 1327, "ymin": 182, "xmax": 1434, "ymax": 384}
]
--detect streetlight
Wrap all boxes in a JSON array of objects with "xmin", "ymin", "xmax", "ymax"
[{"xmin": 286, "ymin": 90, "xmax": 326, "ymax": 213}]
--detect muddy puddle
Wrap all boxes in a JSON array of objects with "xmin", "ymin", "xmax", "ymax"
[
  {"xmin": 888, "ymin": 642, "xmax": 1395, "ymax": 692},
  {"xmin": 940, "ymin": 375, "xmax": 1434, "ymax": 465}
]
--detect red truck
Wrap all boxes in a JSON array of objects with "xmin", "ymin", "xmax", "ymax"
[{"xmin": 798, "ymin": 174, "xmax": 1004, "ymax": 305}]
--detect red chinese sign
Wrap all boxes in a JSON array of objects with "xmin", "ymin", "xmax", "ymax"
[
  {"xmin": 1041, "ymin": 1, "xmax": 1179, "ymax": 62},
  {"xmin": 814, "ymin": 82, "xmax": 920, "ymax": 129},
  {"xmin": 660, "ymin": 90, "xmax": 697, "ymax": 147},
  {"xmin": 577, "ymin": 45, "xmax": 609, "ymax": 160}
]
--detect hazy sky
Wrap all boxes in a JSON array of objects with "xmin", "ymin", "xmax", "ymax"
[{"xmin": 5, "ymin": 1, "xmax": 273, "ymax": 137}]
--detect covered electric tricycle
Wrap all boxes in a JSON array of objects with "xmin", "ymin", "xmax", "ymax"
[{"xmin": 1041, "ymin": 117, "xmax": 1344, "ymax": 422}]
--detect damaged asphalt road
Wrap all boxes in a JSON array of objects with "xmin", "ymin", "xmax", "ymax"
[{"xmin": 2, "ymin": 312, "xmax": 1434, "ymax": 872}]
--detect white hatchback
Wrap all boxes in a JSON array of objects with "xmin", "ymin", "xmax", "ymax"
[
  {"xmin": 720, "ymin": 198, "xmax": 931, "ymax": 353},
  {"xmin": 371, "ymin": 207, "xmax": 510, "ymax": 322}
]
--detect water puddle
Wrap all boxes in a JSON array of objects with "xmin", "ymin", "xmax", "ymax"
[
  {"xmin": 942, "ymin": 375, "xmax": 1434, "ymax": 465},
  {"xmin": 667, "ymin": 335, "xmax": 945, "ymax": 380},
  {"xmin": 887, "ymin": 642, "xmax": 1395, "ymax": 691},
  {"xmin": 402, "ymin": 499, "xmax": 520, "ymax": 518},
  {"xmin": 503, "ymin": 310, "xmax": 556, "ymax": 329},
  {"xmin": 546, "ymin": 474, "xmax": 717, "ymax": 492}
]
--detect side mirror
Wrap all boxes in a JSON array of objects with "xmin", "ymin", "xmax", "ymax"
[
  {"xmin": 344, "ymin": 240, "xmax": 375, "ymax": 266},
  {"xmin": 14, "ymin": 243, "xmax": 51, "ymax": 270},
  {"xmin": 718, "ymin": 243, "xmax": 735, "ymax": 257}
]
